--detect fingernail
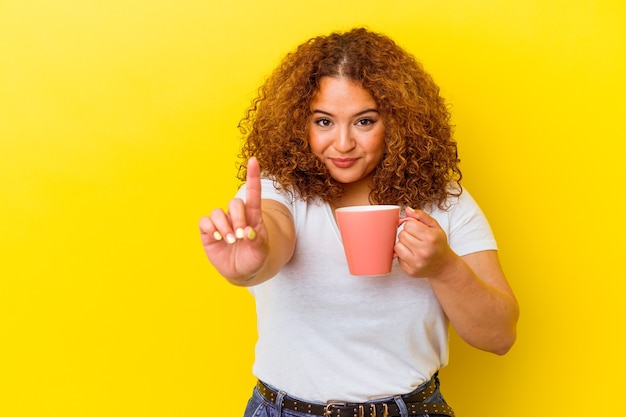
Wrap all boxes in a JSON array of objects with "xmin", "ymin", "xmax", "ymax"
[
  {"xmin": 407, "ymin": 207, "xmax": 415, "ymax": 212},
  {"xmin": 247, "ymin": 228, "xmax": 256, "ymax": 240},
  {"xmin": 226, "ymin": 234, "xmax": 236, "ymax": 244},
  {"xmin": 235, "ymin": 228, "xmax": 245, "ymax": 239},
  {"xmin": 213, "ymin": 231, "xmax": 223, "ymax": 241}
]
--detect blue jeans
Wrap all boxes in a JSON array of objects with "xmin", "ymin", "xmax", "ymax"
[{"xmin": 243, "ymin": 376, "xmax": 451, "ymax": 417}]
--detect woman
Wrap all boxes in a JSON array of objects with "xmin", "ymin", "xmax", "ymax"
[{"xmin": 199, "ymin": 27, "xmax": 519, "ymax": 417}]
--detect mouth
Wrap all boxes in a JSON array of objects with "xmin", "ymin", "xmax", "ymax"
[{"xmin": 330, "ymin": 158, "xmax": 358, "ymax": 168}]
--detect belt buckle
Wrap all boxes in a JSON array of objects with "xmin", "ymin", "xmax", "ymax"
[{"xmin": 324, "ymin": 401, "xmax": 346, "ymax": 416}]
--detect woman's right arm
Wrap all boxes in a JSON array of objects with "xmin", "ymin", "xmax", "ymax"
[{"xmin": 198, "ymin": 157, "xmax": 296, "ymax": 286}]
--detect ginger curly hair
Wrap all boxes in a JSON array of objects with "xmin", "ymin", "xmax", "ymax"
[{"xmin": 237, "ymin": 27, "xmax": 462, "ymax": 210}]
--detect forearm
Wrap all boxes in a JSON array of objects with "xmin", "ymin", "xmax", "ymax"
[{"xmin": 429, "ymin": 251, "xmax": 519, "ymax": 355}]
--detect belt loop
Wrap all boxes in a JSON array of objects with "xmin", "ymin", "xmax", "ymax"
[
  {"xmin": 393, "ymin": 395, "xmax": 408, "ymax": 417},
  {"xmin": 275, "ymin": 390, "xmax": 286, "ymax": 416}
]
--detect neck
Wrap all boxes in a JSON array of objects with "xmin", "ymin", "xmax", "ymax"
[{"xmin": 331, "ymin": 177, "xmax": 374, "ymax": 209}]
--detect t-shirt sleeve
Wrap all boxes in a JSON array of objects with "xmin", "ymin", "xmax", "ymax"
[{"xmin": 446, "ymin": 189, "xmax": 498, "ymax": 256}]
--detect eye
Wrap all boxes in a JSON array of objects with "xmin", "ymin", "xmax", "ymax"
[
  {"xmin": 356, "ymin": 118, "xmax": 375, "ymax": 126},
  {"xmin": 314, "ymin": 117, "xmax": 332, "ymax": 127}
]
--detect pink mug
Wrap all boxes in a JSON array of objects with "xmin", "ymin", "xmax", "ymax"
[{"xmin": 335, "ymin": 205, "xmax": 401, "ymax": 276}]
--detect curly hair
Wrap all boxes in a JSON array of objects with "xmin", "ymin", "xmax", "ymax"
[{"xmin": 237, "ymin": 27, "xmax": 462, "ymax": 210}]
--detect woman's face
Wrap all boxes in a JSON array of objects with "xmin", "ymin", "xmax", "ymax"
[{"xmin": 308, "ymin": 76, "xmax": 385, "ymax": 187}]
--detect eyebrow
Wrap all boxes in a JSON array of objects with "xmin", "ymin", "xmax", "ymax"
[{"xmin": 311, "ymin": 108, "xmax": 379, "ymax": 117}]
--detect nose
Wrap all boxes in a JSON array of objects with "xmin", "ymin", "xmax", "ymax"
[{"xmin": 334, "ymin": 126, "xmax": 356, "ymax": 153}]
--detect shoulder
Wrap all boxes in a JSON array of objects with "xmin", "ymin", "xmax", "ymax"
[
  {"xmin": 426, "ymin": 186, "xmax": 481, "ymax": 219},
  {"xmin": 430, "ymin": 187, "xmax": 498, "ymax": 255}
]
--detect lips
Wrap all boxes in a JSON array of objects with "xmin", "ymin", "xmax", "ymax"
[{"xmin": 330, "ymin": 158, "xmax": 358, "ymax": 168}]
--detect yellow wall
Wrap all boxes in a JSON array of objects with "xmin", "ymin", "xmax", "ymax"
[{"xmin": 1, "ymin": 1, "xmax": 624, "ymax": 416}]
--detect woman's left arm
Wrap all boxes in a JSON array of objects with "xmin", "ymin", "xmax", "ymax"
[
  {"xmin": 396, "ymin": 209, "xmax": 519, "ymax": 355},
  {"xmin": 432, "ymin": 250, "xmax": 518, "ymax": 355}
]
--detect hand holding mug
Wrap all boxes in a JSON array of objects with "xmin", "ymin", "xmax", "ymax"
[{"xmin": 395, "ymin": 208, "xmax": 454, "ymax": 278}]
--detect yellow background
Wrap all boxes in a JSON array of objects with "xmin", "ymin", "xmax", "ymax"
[{"xmin": 1, "ymin": 1, "xmax": 625, "ymax": 416}]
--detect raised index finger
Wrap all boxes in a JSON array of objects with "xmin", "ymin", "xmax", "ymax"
[{"xmin": 245, "ymin": 157, "xmax": 263, "ymax": 225}]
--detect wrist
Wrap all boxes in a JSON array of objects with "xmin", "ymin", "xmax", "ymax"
[{"xmin": 429, "ymin": 249, "xmax": 464, "ymax": 283}]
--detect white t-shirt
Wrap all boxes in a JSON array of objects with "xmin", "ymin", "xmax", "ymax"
[{"xmin": 236, "ymin": 179, "xmax": 497, "ymax": 403}]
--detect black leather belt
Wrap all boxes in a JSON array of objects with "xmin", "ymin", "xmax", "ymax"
[{"xmin": 256, "ymin": 378, "xmax": 455, "ymax": 417}]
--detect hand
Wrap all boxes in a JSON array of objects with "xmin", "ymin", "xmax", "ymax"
[
  {"xmin": 198, "ymin": 157, "xmax": 269, "ymax": 282},
  {"xmin": 395, "ymin": 208, "xmax": 456, "ymax": 278}
]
